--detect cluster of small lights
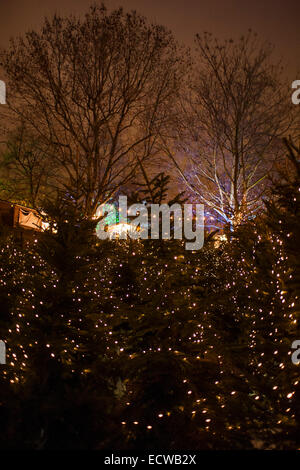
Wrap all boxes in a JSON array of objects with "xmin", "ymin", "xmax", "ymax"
[{"xmin": 0, "ymin": 202, "xmax": 298, "ymax": 443}]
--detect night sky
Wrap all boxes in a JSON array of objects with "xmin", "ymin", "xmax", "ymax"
[{"xmin": 0, "ymin": 0, "xmax": 299, "ymax": 77}]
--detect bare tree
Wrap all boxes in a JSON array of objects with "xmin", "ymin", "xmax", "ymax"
[
  {"xmin": 170, "ymin": 31, "xmax": 294, "ymax": 227},
  {"xmin": 0, "ymin": 4, "xmax": 185, "ymax": 216}
]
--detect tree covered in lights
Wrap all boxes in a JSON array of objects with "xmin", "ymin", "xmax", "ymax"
[
  {"xmin": 264, "ymin": 137, "xmax": 300, "ymax": 446},
  {"xmin": 110, "ymin": 138, "xmax": 299, "ymax": 449},
  {"xmin": 0, "ymin": 140, "xmax": 299, "ymax": 449},
  {"xmin": 0, "ymin": 197, "xmax": 122, "ymax": 449}
]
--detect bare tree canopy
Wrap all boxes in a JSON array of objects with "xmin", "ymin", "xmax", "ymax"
[
  {"xmin": 171, "ymin": 31, "xmax": 294, "ymax": 227},
  {"xmin": 0, "ymin": 4, "xmax": 185, "ymax": 215}
]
